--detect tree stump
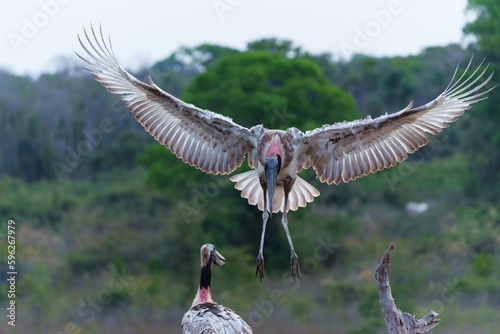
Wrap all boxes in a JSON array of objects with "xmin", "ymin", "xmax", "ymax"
[{"xmin": 375, "ymin": 243, "xmax": 440, "ymax": 333}]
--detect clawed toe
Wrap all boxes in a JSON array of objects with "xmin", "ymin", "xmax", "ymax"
[
  {"xmin": 255, "ymin": 254, "xmax": 265, "ymax": 281},
  {"xmin": 290, "ymin": 253, "xmax": 300, "ymax": 281}
]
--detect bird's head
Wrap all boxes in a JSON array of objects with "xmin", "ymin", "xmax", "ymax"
[
  {"xmin": 265, "ymin": 139, "xmax": 282, "ymax": 216},
  {"xmin": 200, "ymin": 244, "xmax": 225, "ymax": 268}
]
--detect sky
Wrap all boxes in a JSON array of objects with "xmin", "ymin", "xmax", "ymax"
[{"xmin": 0, "ymin": 0, "xmax": 473, "ymax": 77}]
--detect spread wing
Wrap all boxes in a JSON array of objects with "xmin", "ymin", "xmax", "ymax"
[
  {"xmin": 77, "ymin": 26, "xmax": 257, "ymax": 175},
  {"xmin": 303, "ymin": 59, "xmax": 495, "ymax": 185}
]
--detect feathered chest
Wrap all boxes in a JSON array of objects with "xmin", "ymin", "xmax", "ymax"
[{"xmin": 182, "ymin": 302, "xmax": 253, "ymax": 334}]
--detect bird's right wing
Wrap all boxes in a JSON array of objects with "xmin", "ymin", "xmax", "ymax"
[{"xmin": 77, "ymin": 26, "xmax": 257, "ymax": 175}]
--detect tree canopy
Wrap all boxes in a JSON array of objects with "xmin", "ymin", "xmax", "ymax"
[
  {"xmin": 464, "ymin": 0, "xmax": 500, "ymax": 57},
  {"xmin": 183, "ymin": 50, "xmax": 358, "ymax": 131}
]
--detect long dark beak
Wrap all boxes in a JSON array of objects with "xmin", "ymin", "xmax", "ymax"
[{"xmin": 265, "ymin": 156, "xmax": 281, "ymax": 217}]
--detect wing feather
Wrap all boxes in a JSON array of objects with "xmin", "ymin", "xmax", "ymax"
[
  {"xmin": 181, "ymin": 302, "xmax": 253, "ymax": 334},
  {"xmin": 303, "ymin": 59, "xmax": 494, "ymax": 185},
  {"xmin": 77, "ymin": 26, "xmax": 257, "ymax": 175},
  {"xmin": 288, "ymin": 187, "xmax": 298, "ymax": 211}
]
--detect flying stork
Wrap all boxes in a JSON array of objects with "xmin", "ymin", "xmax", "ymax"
[
  {"xmin": 78, "ymin": 26, "xmax": 494, "ymax": 281},
  {"xmin": 182, "ymin": 244, "xmax": 253, "ymax": 333}
]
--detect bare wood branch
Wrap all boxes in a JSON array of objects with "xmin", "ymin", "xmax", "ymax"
[{"xmin": 375, "ymin": 243, "xmax": 440, "ymax": 334}]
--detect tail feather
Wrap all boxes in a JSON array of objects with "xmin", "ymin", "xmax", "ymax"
[
  {"xmin": 288, "ymin": 188, "xmax": 299, "ymax": 211},
  {"xmin": 231, "ymin": 170, "xmax": 256, "ymax": 190},
  {"xmin": 293, "ymin": 180, "xmax": 306, "ymax": 208},
  {"xmin": 247, "ymin": 181, "xmax": 261, "ymax": 206},
  {"xmin": 272, "ymin": 187, "xmax": 285, "ymax": 213},
  {"xmin": 229, "ymin": 170, "xmax": 320, "ymax": 213}
]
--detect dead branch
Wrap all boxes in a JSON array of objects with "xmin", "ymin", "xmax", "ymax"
[{"xmin": 375, "ymin": 243, "xmax": 440, "ymax": 334}]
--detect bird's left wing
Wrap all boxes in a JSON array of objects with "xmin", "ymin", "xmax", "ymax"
[
  {"xmin": 77, "ymin": 26, "xmax": 257, "ymax": 175},
  {"xmin": 303, "ymin": 59, "xmax": 494, "ymax": 185}
]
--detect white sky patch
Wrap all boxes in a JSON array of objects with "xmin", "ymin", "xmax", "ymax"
[{"xmin": 0, "ymin": 0, "xmax": 469, "ymax": 77}]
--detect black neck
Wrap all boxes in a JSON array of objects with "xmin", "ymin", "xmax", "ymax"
[{"xmin": 200, "ymin": 261, "xmax": 212, "ymax": 289}]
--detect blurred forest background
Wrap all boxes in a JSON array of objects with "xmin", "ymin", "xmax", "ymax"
[{"xmin": 1, "ymin": 1, "xmax": 500, "ymax": 333}]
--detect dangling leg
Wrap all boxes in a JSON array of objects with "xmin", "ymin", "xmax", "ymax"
[
  {"xmin": 281, "ymin": 192, "xmax": 300, "ymax": 281},
  {"xmin": 256, "ymin": 190, "xmax": 269, "ymax": 281}
]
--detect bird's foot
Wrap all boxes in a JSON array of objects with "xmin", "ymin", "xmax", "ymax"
[
  {"xmin": 290, "ymin": 252, "xmax": 300, "ymax": 281},
  {"xmin": 255, "ymin": 253, "xmax": 265, "ymax": 281}
]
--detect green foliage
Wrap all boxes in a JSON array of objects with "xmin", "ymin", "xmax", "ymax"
[
  {"xmin": 150, "ymin": 44, "xmax": 238, "ymax": 98},
  {"xmin": 283, "ymin": 292, "xmax": 316, "ymax": 321},
  {"xmin": 1, "ymin": 159, "xmax": 500, "ymax": 332},
  {"xmin": 135, "ymin": 142, "xmax": 206, "ymax": 197},
  {"xmin": 461, "ymin": 1, "xmax": 500, "ymax": 200},
  {"xmin": 464, "ymin": 0, "xmax": 500, "ymax": 56},
  {"xmin": 324, "ymin": 281, "xmax": 384, "ymax": 333},
  {"xmin": 457, "ymin": 64, "xmax": 500, "ymax": 200},
  {"xmin": 247, "ymin": 38, "xmax": 303, "ymax": 58},
  {"xmin": 89, "ymin": 129, "xmax": 151, "ymax": 173},
  {"xmin": 154, "ymin": 44, "xmax": 238, "ymax": 74},
  {"xmin": 473, "ymin": 251, "xmax": 496, "ymax": 278}
]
